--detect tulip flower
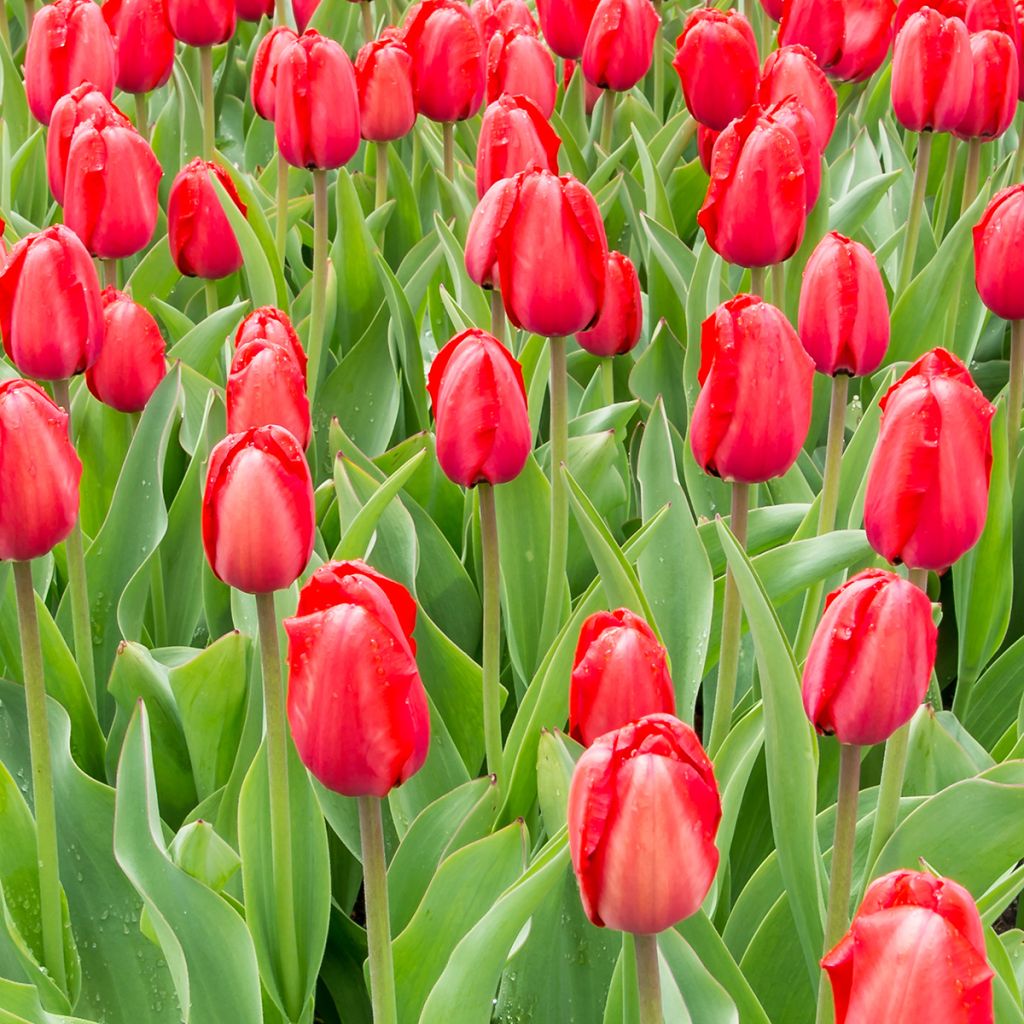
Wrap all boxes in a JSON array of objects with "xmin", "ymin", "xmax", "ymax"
[
  {"xmin": 697, "ymin": 124, "xmax": 718, "ymax": 173},
  {"xmin": 473, "ymin": 0, "xmax": 537, "ymax": 42},
  {"xmin": 167, "ymin": 158, "xmax": 247, "ymax": 279},
  {"xmin": 894, "ymin": 0, "xmax": 966, "ymax": 34},
  {"xmin": 476, "ymin": 94, "xmax": 561, "ymax": 199},
  {"xmin": 864, "ymin": 348, "xmax": 994, "ymax": 572},
  {"xmin": 568, "ymin": 610, "xmax": 675, "ymax": 747},
  {"xmin": 355, "ymin": 32, "xmax": 417, "ymax": 142},
  {"xmin": 822, "ymin": 870, "xmax": 994, "ymax": 1023},
  {"xmin": 101, "ymin": 0, "xmax": 176, "ymax": 95},
  {"xmin": 294, "ymin": 0, "xmax": 319, "ymax": 29},
  {"xmin": 581, "ymin": 0, "xmax": 660, "ymax": 91},
  {"xmin": 536, "ymin": 0, "xmax": 600, "ymax": 58},
  {"xmin": 0, "ymin": 225, "xmax": 104, "ymax": 381},
  {"xmin": 954, "ymin": 29, "xmax": 1019, "ymax": 139},
  {"xmin": 577, "ymin": 250, "xmax": 642, "ymax": 357},
  {"xmin": 673, "ymin": 9, "xmax": 760, "ymax": 131},
  {"xmin": 166, "ymin": 0, "xmax": 235, "ymax": 45},
  {"xmin": 779, "ymin": 0, "xmax": 844, "ymax": 68},
  {"xmin": 760, "ymin": 45, "xmax": 838, "ymax": 150},
  {"xmin": 236, "ymin": 0, "xmax": 273, "ymax": 20},
  {"xmin": 975, "ymin": 184, "xmax": 1024, "ymax": 318},
  {"xmin": 227, "ymin": 340, "xmax": 312, "ymax": 449},
  {"xmin": 251, "ymin": 25, "xmax": 298, "ymax": 121},
  {"xmin": 765, "ymin": 96, "xmax": 823, "ymax": 210},
  {"xmin": 25, "ymin": 0, "xmax": 116, "ymax": 125},
  {"xmin": 235, "ymin": 306, "xmax": 309, "ymax": 376},
  {"xmin": 829, "ymin": 0, "xmax": 895, "ymax": 82},
  {"xmin": 85, "ymin": 288, "xmax": 167, "ymax": 413},
  {"xmin": 486, "ymin": 27, "xmax": 557, "ymax": 116}
]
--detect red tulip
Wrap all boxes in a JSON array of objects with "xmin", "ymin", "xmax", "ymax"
[
  {"xmin": 894, "ymin": 0, "xmax": 966, "ymax": 35},
  {"xmin": 402, "ymin": 0, "xmax": 486, "ymax": 122},
  {"xmin": 25, "ymin": 0, "xmax": 116, "ymax": 125},
  {"xmin": 293, "ymin": 0, "xmax": 319, "ymax": 30},
  {"xmin": 691, "ymin": 295, "xmax": 814, "ymax": 483},
  {"xmin": 102, "ymin": 0, "xmax": 175, "ymax": 94},
  {"xmin": 536, "ymin": 0, "xmax": 599, "ymax": 57},
  {"xmin": 802, "ymin": 569, "xmax": 937, "ymax": 745},
  {"xmin": 285, "ymin": 560, "xmax": 431, "ymax": 797},
  {"xmin": 697, "ymin": 104, "xmax": 807, "ymax": 268},
  {"xmin": 86, "ymin": 288, "xmax": 167, "ymax": 413},
  {"xmin": 568, "ymin": 610, "xmax": 675, "ymax": 747},
  {"xmin": 476, "ymin": 94, "xmax": 561, "ymax": 199},
  {"xmin": 355, "ymin": 32, "xmax": 417, "ymax": 142},
  {"xmin": 563, "ymin": 57, "xmax": 603, "ymax": 112},
  {"xmin": 1015, "ymin": 0, "xmax": 1024, "ymax": 97},
  {"xmin": 765, "ymin": 96, "xmax": 822, "ymax": 210},
  {"xmin": 830, "ymin": 0, "xmax": 895, "ymax": 81},
  {"xmin": 202, "ymin": 425, "xmax": 315, "ymax": 593},
  {"xmin": 974, "ymin": 185, "xmax": 1024, "ymax": 320},
  {"xmin": 63, "ymin": 120, "xmax": 163, "ymax": 259},
  {"xmin": 167, "ymin": 0, "xmax": 235, "ymax": 45},
  {"xmin": 968, "ymin": 0, "xmax": 1024, "ymax": 97},
  {"xmin": 465, "ymin": 176, "xmax": 515, "ymax": 288},
  {"xmin": 236, "ymin": 0, "xmax": 273, "ymax": 21},
  {"xmin": 167, "ymin": 158, "xmax": 247, "ymax": 280},
  {"xmin": 577, "ymin": 251, "xmax": 642, "ymax": 357},
  {"xmin": 673, "ymin": 9, "xmax": 760, "ymax": 131},
  {"xmin": 567, "ymin": 713, "xmax": 721, "ymax": 934},
  {"xmin": 798, "ymin": 231, "xmax": 890, "ymax": 376},
  {"xmin": 822, "ymin": 870, "xmax": 994, "ymax": 1024},
  {"xmin": 276, "ymin": 31, "xmax": 361, "ymax": 169},
  {"xmin": 760, "ymin": 45, "xmax": 838, "ymax": 150},
  {"xmin": 891, "ymin": 8, "xmax": 972, "ymax": 132},
  {"xmin": 235, "ymin": 306, "xmax": 308, "ymax": 375},
  {"xmin": 427, "ymin": 328, "xmax": 531, "ymax": 487},
  {"xmin": 761, "ymin": 0, "xmax": 783, "ymax": 19},
  {"xmin": 864, "ymin": 348, "xmax": 994, "ymax": 571},
  {"xmin": 227, "ymin": 340, "xmax": 312, "ymax": 449},
  {"xmin": 778, "ymin": 0, "xmax": 844, "ymax": 68},
  {"xmin": 487, "ymin": 27, "xmax": 557, "ymax": 116},
  {"xmin": 582, "ymin": 0, "xmax": 660, "ymax": 91},
  {"xmin": 473, "ymin": 0, "xmax": 538, "ymax": 44},
  {"xmin": 251, "ymin": 25, "xmax": 298, "ymax": 121},
  {"xmin": 697, "ymin": 124, "xmax": 718, "ymax": 174},
  {"xmin": 0, "ymin": 225, "xmax": 104, "ymax": 381},
  {"xmin": 954, "ymin": 29, "xmax": 1019, "ymax": 138}
]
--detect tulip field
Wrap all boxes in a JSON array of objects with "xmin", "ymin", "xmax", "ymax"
[{"xmin": 4, "ymin": 0, "xmax": 1024, "ymax": 1020}]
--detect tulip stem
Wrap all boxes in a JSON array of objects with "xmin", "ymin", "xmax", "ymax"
[
  {"xmin": 361, "ymin": 0, "xmax": 374, "ymax": 42},
  {"xmin": 204, "ymin": 279, "xmax": 218, "ymax": 318},
  {"xmin": 750, "ymin": 265, "xmax": 766, "ymax": 298},
  {"xmin": 897, "ymin": 131, "xmax": 932, "ymax": 295},
  {"xmin": 101, "ymin": 259, "xmax": 117, "ymax": 290},
  {"xmin": 442, "ymin": 123, "xmax": 455, "ymax": 181},
  {"xmin": 793, "ymin": 373, "xmax": 849, "ymax": 661},
  {"xmin": 601, "ymin": 358, "xmax": 614, "ymax": 407},
  {"xmin": 908, "ymin": 568, "xmax": 943, "ymax": 711},
  {"xmin": 52, "ymin": 378, "xmax": 97, "ymax": 714},
  {"xmin": 708, "ymin": 481, "xmax": 750, "ymax": 756},
  {"xmin": 635, "ymin": 933, "xmax": 664, "ymax": 1024},
  {"xmin": 934, "ymin": 138, "xmax": 958, "ymax": 239},
  {"xmin": 600, "ymin": 91, "xmax": 616, "ymax": 153},
  {"xmin": 539, "ymin": 337, "xmax": 569, "ymax": 656},
  {"xmin": 13, "ymin": 560, "xmax": 67, "ymax": 997},
  {"xmin": 770, "ymin": 261, "xmax": 785, "ymax": 311},
  {"xmin": 23, "ymin": 0, "xmax": 33, "ymax": 39},
  {"xmin": 274, "ymin": 0, "xmax": 285, "ymax": 26},
  {"xmin": 1015, "ymin": 126, "xmax": 1024, "ymax": 183},
  {"xmin": 200, "ymin": 46, "xmax": 216, "ymax": 159},
  {"xmin": 651, "ymin": 2, "xmax": 664, "ymax": 119},
  {"xmin": 863, "ymin": 720, "xmax": 910, "ymax": 890},
  {"xmin": 815, "ymin": 743, "xmax": 862, "ymax": 1024},
  {"xmin": 308, "ymin": 168, "xmax": 329, "ymax": 399},
  {"xmin": 134, "ymin": 92, "xmax": 149, "ymax": 142},
  {"xmin": 276, "ymin": 160, "xmax": 289, "ymax": 267},
  {"xmin": 490, "ymin": 290, "xmax": 506, "ymax": 346},
  {"xmin": 375, "ymin": 142, "xmax": 388, "ymax": 210},
  {"xmin": 961, "ymin": 138, "xmax": 982, "ymax": 217},
  {"xmin": 357, "ymin": 795, "xmax": 398, "ymax": 1024},
  {"xmin": 254, "ymin": 590, "xmax": 302, "ymax": 1019},
  {"xmin": 478, "ymin": 482, "xmax": 504, "ymax": 786},
  {"xmin": 1008, "ymin": 320, "xmax": 1024, "ymax": 476}
]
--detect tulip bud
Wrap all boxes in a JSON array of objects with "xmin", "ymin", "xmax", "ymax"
[
  {"xmin": 582, "ymin": 0, "xmax": 660, "ymax": 91},
  {"xmin": 63, "ymin": 120, "xmax": 163, "ymax": 259},
  {"xmin": 235, "ymin": 306, "xmax": 308, "ymax": 376},
  {"xmin": 426, "ymin": 328, "xmax": 531, "ymax": 487},
  {"xmin": 227, "ymin": 340, "xmax": 312, "ymax": 449},
  {"xmin": 969, "ymin": 0, "xmax": 1024, "ymax": 95},
  {"xmin": 760, "ymin": 44, "xmax": 838, "ymax": 150},
  {"xmin": 465, "ymin": 176, "xmax": 514, "ymax": 288},
  {"xmin": 236, "ymin": 0, "xmax": 273, "ymax": 21},
  {"xmin": 864, "ymin": 348, "xmax": 995, "ymax": 571},
  {"xmin": 761, "ymin": 0, "xmax": 783, "ymax": 19},
  {"xmin": 202, "ymin": 425, "xmax": 315, "ymax": 594},
  {"xmin": 1015, "ymin": 0, "xmax": 1024, "ymax": 96},
  {"xmin": 974, "ymin": 185, "xmax": 1024, "ymax": 320},
  {"xmin": 802, "ymin": 569, "xmax": 937, "ymax": 745},
  {"xmin": 567, "ymin": 713, "xmax": 721, "ymax": 933},
  {"xmin": 86, "ymin": 288, "xmax": 167, "ymax": 413},
  {"xmin": 829, "ymin": 0, "xmax": 895, "ymax": 81},
  {"xmin": 0, "ymin": 225, "xmax": 104, "ymax": 380},
  {"xmin": 476, "ymin": 94, "xmax": 561, "ymax": 199},
  {"xmin": 765, "ymin": 96, "xmax": 822, "ymax": 210},
  {"xmin": 822, "ymin": 870, "xmax": 994, "ymax": 1024},
  {"xmin": 577, "ymin": 251, "xmax": 642, "ymax": 357},
  {"xmin": 293, "ymin": 0, "xmax": 318, "ymax": 29},
  {"xmin": 894, "ymin": 0, "xmax": 966, "ymax": 34},
  {"xmin": 798, "ymin": 231, "xmax": 890, "ymax": 376},
  {"xmin": 691, "ymin": 295, "xmax": 814, "ymax": 483},
  {"xmin": 25, "ymin": 0, "xmax": 116, "ymax": 125},
  {"xmin": 568, "ymin": 609, "xmax": 675, "ymax": 747},
  {"xmin": 355, "ymin": 32, "xmax": 417, "ymax": 142},
  {"xmin": 487, "ymin": 27, "xmax": 557, "ymax": 117},
  {"xmin": 251, "ymin": 25, "xmax": 298, "ymax": 121},
  {"xmin": 953, "ymin": 29, "xmax": 1019, "ymax": 139},
  {"xmin": 285, "ymin": 560, "xmax": 431, "ymax": 797},
  {"xmin": 275, "ymin": 31, "xmax": 361, "ymax": 169},
  {"xmin": 779, "ymin": 0, "xmax": 844, "ymax": 68},
  {"xmin": 102, "ymin": 0, "xmax": 176, "ymax": 94},
  {"xmin": 473, "ymin": 0, "xmax": 538, "ymax": 45},
  {"xmin": 167, "ymin": 158, "xmax": 247, "ymax": 280},
  {"xmin": 563, "ymin": 57, "xmax": 603, "ymax": 112},
  {"xmin": 167, "ymin": 0, "xmax": 235, "ymax": 45},
  {"xmin": 697, "ymin": 104, "xmax": 807, "ymax": 268},
  {"xmin": 891, "ymin": 8, "xmax": 972, "ymax": 132},
  {"xmin": 536, "ymin": 0, "xmax": 599, "ymax": 57},
  {"xmin": 403, "ymin": 0, "xmax": 486, "ymax": 122},
  {"xmin": 697, "ymin": 124, "xmax": 718, "ymax": 174}
]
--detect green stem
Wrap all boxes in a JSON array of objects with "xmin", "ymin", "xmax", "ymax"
[
  {"xmin": 770, "ymin": 261, "xmax": 786, "ymax": 310},
  {"xmin": 23, "ymin": 0, "xmax": 33, "ymax": 38},
  {"xmin": 908, "ymin": 568, "xmax": 943, "ymax": 712},
  {"xmin": 897, "ymin": 132, "xmax": 932, "ymax": 295},
  {"xmin": 275, "ymin": 159, "xmax": 289, "ymax": 268},
  {"xmin": 478, "ymin": 483, "xmax": 503, "ymax": 787},
  {"xmin": 862, "ymin": 720, "xmax": 910, "ymax": 890},
  {"xmin": 357, "ymin": 796, "xmax": 398, "ymax": 1024},
  {"xmin": 254, "ymin": 591, "xmax": 301, "ymax": 1018},
  {"xmin": 1008, "ymin": 320, "xmax": 1024, "ymax": 478},
  {"xmin": 635, "ymin": 933, "xmax": 664, "ymax": 1024},
  {"xmin": 308, "ymin": 168, "xmax": 329, "ymax": 399},
  {"xmin": 652, "ymin": 3, "xmax": 664, "ymax": 119},
  {"xmin": 134, "ymin": 91, "xmax": 149, "ymax": 142},
  {"xmin": 1014, "ymin": 123, "xmax": 1024, "ymax": 183},
  {"xmin": 13, "ymin": 561, "xmax": 67, "ymax": 996},
  {"xmin": 708, "ymin": 481, "xmax": 750, "ymax": 755},
  {"xmin": 101, "ymin": 258, "xmax": 117, "ymax": 291},
  {"xmin": 442, "ymin": 122, "xmax": 454, "ymax": 181},
  {"xmin": 600, "ymin": 90, "xmax": 616, "ymax": 152},
  {"xmin": 274, "ymin": 0, "xmax": 285, "ymax": 25},
  {"xmin": 204, "ymin": 279, "xmax": 218, "ymax": 318},
  {"xmin": 200, "ymin": 46, "xmax": 216, "ymax": 159},
  {"xmin": 52, "ymin": 378, "xmax": 96, "ymax": 713},
  {"xmin": 934, "ymin": 137, "xmax": 958, "ymax": 239},
  {"xmin": 600, "ymin": 358, "xmax": 614, "ymax": 407},
  {"xmin": 0, "ymin": 1, "xmax": 10, "ymax": 50},
  {"xmin": 490, "ymin": 290, "xmax": 506, "ymax": 346},
  {"xmin": 375, "ymin": 142, "xmax": 388, "ymax": 210},
  {"xmin": 750, "ymin": 265, "xmax": 767, "ymax": 298},
  {"xmin": 361, "ymin": 0, "xmax": 374, "ymax": 41},
  {"xmin": 960, "ymin": 137, "xmax": 982, "ymax": 218}
]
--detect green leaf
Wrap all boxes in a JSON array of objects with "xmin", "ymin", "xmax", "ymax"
[
  {"xmin": 828, "ymin": 170, "xmax": 902, "ymax": 237},
  {"xmin": 167, "ymin": 303, "xmax": 247, "ymax": 382},
  {"xmin": 210, "ymin": 168, "xmax": 278, "ymax": 309}
]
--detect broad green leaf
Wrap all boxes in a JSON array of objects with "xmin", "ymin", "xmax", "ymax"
[{"xmin": 210, "ymin": 169, "xmax": 278, "ymax": 309}]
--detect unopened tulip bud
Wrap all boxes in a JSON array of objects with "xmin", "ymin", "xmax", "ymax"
[
  {"xmin": 759, "ymin": 44, "xmax": 838, "ymax": 150},
  {"xmin": 577, "ymin": 251, "xmax": 642, "ymax": 357},
  {"xmin": 476, "ymin": 94, "xmax": 561, "ymax": 198},
  {"xmin": 167, "ymin": 0, "xmax": 235, "ymax": 45},
  {"xmin": 974, "ymin": 185, "xmax": 1024, "ymax": 320},
  {"xmin": 102, "ymin": 0, "xmax": 176, "ymax": 94},
  {"xmin": 227, "ymin": 340, "xmax": 312, "ymax": 449},
  {"xmin": 487, "ymin": 27, "xmax": 557, "ymax": 116},
  {"xmin": 582, "ymin": 0, "xmax": 660, "ymax": 91},
  {"xmin": 251, "ymin": 25, "xmax": 298, "ymax": 121},
  {"xmin": 355, "ymin": 32, "xmax": 417, "ymax": 142}
]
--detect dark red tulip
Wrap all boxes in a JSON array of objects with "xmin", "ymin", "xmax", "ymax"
[
  {"xmin": 568, "ymin": 713, "xmax": 721, "ymax": 933},
  {"xmin": 285, "ymin": 560, "xmax": 431, "ymax": 797},
  {"xmin": 227, "ymin": 340, "xmax": 312, "ymax": 449},
  {"xmin": 568, "ymin": 610, "xmax": 675, "ymax": 747},
  {"xmin": 830, "ymin": 0, "xmax": 895, "ymax": 81},
  {"xmin": 582, "ymin": 0, "xmax": 660, "ymax": 91},
  {"xmin": 355, "ymin": 32, "xmax": 417, "ymax": 142},
  {"xmin": 236, "ymin": 0, "xmax": 273, "ymax": 21},
  {"xmin": 0, "ymin": 225, "xmax": 104, "ymax": 380},
  {"xmin": 235, "ymin": 306, "xmax": 308, "ymax": 376},
  {"xmin": 293, "ymin": 0, "xmax": 319, "ymax": 30},
  {"xmin": 954, "ymin": 29, "xmax": 1019, "ymax": 138},
  {"xmin": 476, "ymin": 94, "xmax": 561, "ymax": 199},
  {"xmin": 102, "ymin": 0, "xmax": 175, "ymax": 94},
  {"xmin": 536, "ymin": 0, "xmax": 599, "ymax": 57},
  {"xmin": 691, "ymin": 294, "xmax": 814, "ymax": 483},
  {"xmin": 974, "ymin": 185, "xmax": 1024, "ymax": 320},
  {"xmin": 697, "ymin": 124, "xmax": 718, "ymax": 173},
  {"xmin": 761, "ymin": 0, "xmax": 784, "ymax": 19},
  {"xmin": 577, "ymin": 251, "xmax": 641, "ymax": 357},
  {"xmin": 167, "ymin": 0, "xmax": 235, "ymax": 45},
  {"xmin": 487, "ymin": 27, "xmax": 557, "ymax": 116},
  {"xmin": 760, "ymin": 45, "xmax": 838, "ymax": 150},
  {"xmin": 473, "ymin": 0, "xmax": 538, "ymax": 43},
  {"xmin": 251, "ymin": 25, "xmax": 298, "ymax": 121},
  {"xmin": 864, "ymin": 348, "xmax": 994, "ymax": 571},
  {"xmin": 765, "ymin": 96, "xmax": 822, "ymax": 209},
  {"xmin": 779, "ymin": 0, "xmax": 844, "ymax": 68}
]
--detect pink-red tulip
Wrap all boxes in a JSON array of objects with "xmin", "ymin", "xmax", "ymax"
[
  {"xmin": 765, "ymin": 96, "xmax": 822, "ymax": 209},
  {"xmin": 974, "ymin": 185, "xmax": 1024, "ymax": 320},
  {"xmin": 476, "ymin": 94, "xmax": 561, "ymax": 198},
  {"xmin": 1015, "ymin": 0, "xmax": 1024, "ymax": 97},
  {"xmin": 235, "ymin": 306, "xmax": 309, "ymax": 375},
  {"xmin": 778, "ymin": 0, "xmax": 844, "ymax": 68},
  {"xmin": 293, "ymin": 0, "xmax": 319, "ymax": 30},
  {"xmin": 954, "ymin": 29, "xmax": 1019, "ymax": 138},
  {"xmin": 102, "ymin": 0, "xmax": 176, "ymax": 94},
  {"xmin": 236, "ymin": 0, "xmax": 273, "ymax": 21},
  {"xmin": 473, "ymin": 0, "xmax": 537, "ymax": 44},
  {"xmin": 251, "ymin": 25, "xmax": 298, "ymax": 121},
  {"xmin": 577, "ymin": 251, "xmax": 642, "ymax": 357},
  {"xmin": 697, "ymin": 123, "xmax": 718, "ymax": 173},
  {"xmin": 355, "ymin": 32, "xmax": 417, "ymax": 142},
  {"xmin": 894, "ymin": 0, "xmax": 967, "ymax": 34},
  {"xmin": 760, "ymin": 45, "xmax": 838, "ymax": 150},
  {"xmin": 830, "ymin": 0, "xmax": 896, "ymax": 81},
  {"xmin": 582, "ymin": 0, "xmax": 660, "ymax": 91},
  {"xmin": 968, "ymin": 0, "xmax": 1024, "ymax": 96},
  {"xmin": 536, "ymin": 0, "xmax": 599, "ymax": 57},
  {"xmin": 166, "ymin": 0, "xmax": 235, "ymax": 45},
  {"xmin": 227, "ymin": 340, "xmax": 312, "ymax": 449},
  {"xmin": 487, "ymin": 27, "xmax": 557, "ymax": 116}
]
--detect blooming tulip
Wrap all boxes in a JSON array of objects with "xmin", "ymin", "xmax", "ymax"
[
  {"xmin": 830, "ymin": 0, "xmax": 895, "ymax": 81},
  {"xmin": 102, "ymin": 0, "xmax": 176, "ymax": 94},
  {"xmin": 536, "ymin": 0, "xmax": 599, "ymax": 57},
  {"xmin": 568, "ymin": 610, "xmax": 675, "ymax": 747},
  {"xmin": 487, "ymin": 27, "xmax": 557, "ymax": 116},
  {"xmin": 759, "ymin": 45, "xmax": 837, "ymax": 150},
  {"xmin": 251, "ymin": 25, "xmax": 298, "ymax": 121},
  {"xmin": 355, "ymin": 32, "xmax": 417, "ymax": 142},
  {"xmin": 235, "ymin": 306, "xmax": 308, "ymax": 375},
  {"xmin": 954, "ymin": 29, "xmax": 1019, "ymax": 139},
  {"xmin": 202, "ymin": 425, "xmax": 315, "ymax": 594},
  {"xmin": 85, "ymin": 288, "xmax": 167, "ymax": 413},
  {"xmin": 974, "ymin": 185, "xmax": 1024, "ymax": 320},
  {"xmin": 285, "ymin": 560, "xmax": 431, "ymax": 797},
  {"xmin": 582, "ymin": 0, "xmax": 660, "ymax": 91},
  {"xmin": 765, "ymin": 96, "xmax": 822, "ymax": 209},
  {"xmin": 236, "ymin": 0, "xmax": 273, "ymax": 21},
  {"xmin": 577, "ymin": 251, "xmax": 642, "ymax": 357},
  {"xmin": 474, "ymin": 0, "xmax": 537, "ymax": 44},
  {"xmin": 822, "ymin": 870, "xmax": 994, "ymax": 1024},
  {"xmin": 427, "ymin": 328, "xmax": 531, "ymax": 487},
  {"xmin": 864, "ymin": 348, "xmax": 994, "ymax": 571},
  {"xmin": 476, "ymin": 94, "xmax": 560, "ymax": 198},
  {"xmin": 778, "ymin": 0, "xmax": 844, "ymax": 68},
  {"xmin": 227, "ymin": 340, "xmax": 312, "ymax": 449},
  {"xmin": 691, "ymin": 295, "xmax": 814, "ymax": 483},
  {"xmin": 697, "ymin": 124, "xmax": 718, "ymax": 173},
  {"xmin": 0, "ymin": 226, "xmax": 104, "ymax": 380},
  {"xmin": 567, "ymin": 713, "xmax": 721, "ymax": 933},
  {"xmin": 166, "ymin": 0, "xmax": 235, "ymax": 45},
  {"xmin": 0, "ymin": 380, "xmax": 82, "ymax": 562}
]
